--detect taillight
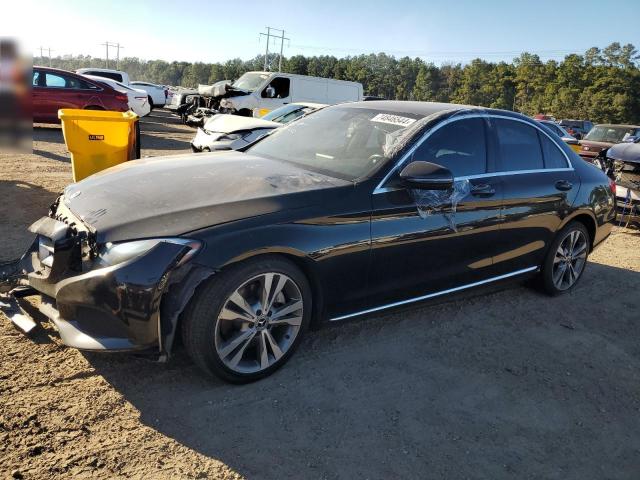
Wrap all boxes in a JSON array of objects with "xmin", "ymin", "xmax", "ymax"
[
  {"xmin": 609, "ymin": 177, "xmax": 616, "ymax": 197},
  {"xmin": 115, "ymin": 94, "xmax": 128, "ymax": 102}
]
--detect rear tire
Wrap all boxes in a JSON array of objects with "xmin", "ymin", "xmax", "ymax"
[
  {"xmin": 181, "ymin": 256, "xmax": 311, "ymax": 383},
  {"xmin": 540, "ymin": 221, "xmax": 590, "ymax": 296},
  {"xmin": 147, "ymin": 96, "xmax": 155, "ymax": 111}
]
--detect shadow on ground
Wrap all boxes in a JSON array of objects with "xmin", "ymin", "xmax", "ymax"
[
  {"xmin": 0, "ymin": 180, "xmax": 59, "ymax": 260},
  {"xmin": 33, "ymin": 125, "xmax": 65, "ymax": 144},
  {"xmin": 85, "ymin": 262, "xmax": 640, "ymax": 479}
]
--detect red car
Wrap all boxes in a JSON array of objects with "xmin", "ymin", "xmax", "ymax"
[{"xmin": 32, "ymin": 66, "xmax": 129, "ymax": 123}]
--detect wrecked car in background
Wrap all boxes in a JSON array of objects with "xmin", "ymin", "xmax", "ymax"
[
  {"xmin": 606, "ymin": 138, "xmax": 640, "ymax": 223},
  {"xmin": 0, "ymin": 101, "xmax": 615, "ymax": 383},
  {"xmin": 191, "ymin": 102, "xmax": 325, "ymax": 152},
  {"xmin": 578, "ymin": 123, "xmax": 640, "ymax": 166}
]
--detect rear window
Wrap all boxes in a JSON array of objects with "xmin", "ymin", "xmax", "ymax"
[
  {"xmin": 539, "ymin": 133, "xmax": 568, "ymax": 169},
  {"xmin": 495, "ymin": 119, "xmax": 544, "ymax": 171}
]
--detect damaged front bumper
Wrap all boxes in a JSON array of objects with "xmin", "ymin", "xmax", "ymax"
[{"xmin": 0, "ymin": 211, "xmax": 211, "ymax": 355}]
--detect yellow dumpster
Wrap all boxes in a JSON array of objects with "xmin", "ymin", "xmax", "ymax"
[{"xmin": 58, "ymin": 109, "xmax": 140, "ymax": 182}]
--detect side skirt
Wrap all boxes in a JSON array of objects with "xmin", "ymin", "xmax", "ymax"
[{"xmin": 329, "ymin": 266, "xmax": 538, "ymax": 322}]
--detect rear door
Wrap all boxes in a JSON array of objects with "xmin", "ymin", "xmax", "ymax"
[
  {"xmin": 491, "ymin": 117, "xmax": 579, "ymax": 273},
  {"xmin": 368, "ymin": 116, "xmax": 505, "ymax": 306}
]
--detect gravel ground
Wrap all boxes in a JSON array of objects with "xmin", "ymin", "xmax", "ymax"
[{"xmin": 1, "ymin": 111, "xmax": 640, "ymax": 479}]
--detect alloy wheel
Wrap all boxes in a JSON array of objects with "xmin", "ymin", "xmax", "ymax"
[
  {"xmin": 214, "ymin": 272, "xmax": 304, "ymax": 374},
  {"xmin": 552, "ymin": 230, "xmax": 588, "ymax": 291}
]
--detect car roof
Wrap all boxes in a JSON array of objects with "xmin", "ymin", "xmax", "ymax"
[
  {"xmin": 34, "ymin": 65, "xmax": 79, "ymax": 75},
  {"xmin": 76, "ymin": 67, "xmax": 127, "ymax": 74},
  {"xmin": 339, "ymin": 100, "xmax": 477, "ymax": 116}
]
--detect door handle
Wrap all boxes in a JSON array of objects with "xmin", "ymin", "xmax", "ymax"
[
  {"xmin": 470, "ymin": 183, "xmax": 495, "ymax": 197},
  {"xmin": 555, "ymin": 180, "xmax": 573, "ymax": 191}
]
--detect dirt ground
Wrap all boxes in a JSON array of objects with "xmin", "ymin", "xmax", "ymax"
[{"xmin": 1, "ymin": 111, "xmax": 640, "ymax": 479}]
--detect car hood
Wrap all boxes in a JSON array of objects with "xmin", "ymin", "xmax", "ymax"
[
  {"xmin": 607, "ymin": 142, "xmax": 640, "ymax": 163},
  {"xmin": 579, "ymin": 140, "xmax": 614, "ymax": 150},
  {"xmin": 62, "ymin": 151, "xmax": 351, "ymax": 243},
  {"xmin": 203, "ymin": 114, "xmax": 280, "ymax": 133}
]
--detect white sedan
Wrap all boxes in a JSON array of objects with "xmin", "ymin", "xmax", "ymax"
[
  {"xmin": 130, "ymin": 81, "xmax": 167, "ymax": 108},
  {"xmin": 191, "ymin": 102, "xmax": 325, "ymax": 152},
  {"xmin": 84, "ymin": 75, "xmax": 151, "ymax": 117}
]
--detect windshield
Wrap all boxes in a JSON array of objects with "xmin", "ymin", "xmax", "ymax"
[
  {"xmin": 232, "ymin": 72, "xmax": 269, "ymax": 92},
  {"xmin": 247, "ymin": 106, "xmax": 423, "ymax": 180},
  {"xmin": 584, "ymin": 126, "xmax": 638, "ymax": 143},
  {"xmin": 262, "ymin": 104, "xmax": 314, "ymax": 124}
]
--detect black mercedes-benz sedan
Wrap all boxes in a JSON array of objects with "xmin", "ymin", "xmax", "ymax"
[{"xmin": 0, "ymin": 101, "xmax": 616, "ymax": 383}]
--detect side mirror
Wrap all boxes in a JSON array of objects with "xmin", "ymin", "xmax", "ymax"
[{"xmin": 399, "ymin": 161, "xmax": 453, "ymax": 190}]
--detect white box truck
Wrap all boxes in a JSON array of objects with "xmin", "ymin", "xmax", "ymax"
[{"xmin": 218, "ymin": 71, "xmax": 363, "ymax": 117}]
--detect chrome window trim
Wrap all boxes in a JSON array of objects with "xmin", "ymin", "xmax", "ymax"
[
  {"xmin": 330, "ymin": 266, "xmax": 538, "ymax": 322},
  {"xmin": 373, "ymin": 112, "xmax": 574, "ymax": 195}
]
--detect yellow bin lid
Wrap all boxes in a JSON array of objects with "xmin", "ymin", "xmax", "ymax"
[{"xmin": 58, "ymin": 109, "xmax": 138, "ymax": 122}]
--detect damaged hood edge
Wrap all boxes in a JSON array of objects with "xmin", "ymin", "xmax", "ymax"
[{"xmin": 61, "ymin": 151, "xmax": 351, "ymax": 243}]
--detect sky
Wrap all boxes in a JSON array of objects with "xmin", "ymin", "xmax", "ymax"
[{"xmin": 9, "ymin": 0, "xmax": 640, "ymax": 65}]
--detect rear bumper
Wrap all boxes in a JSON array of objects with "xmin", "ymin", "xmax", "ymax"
[{"xmin": 0, "ymin": 221, "xmax": 193, "ymax": 352}]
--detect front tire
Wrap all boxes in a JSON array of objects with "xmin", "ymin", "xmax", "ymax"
[
  {"xmin": 182, "ymin": 256, "xmax": 311, "ymax": 383},
  {"xmin": 541, "ymin": 222, "xmax": 590, "ymax": 295}
]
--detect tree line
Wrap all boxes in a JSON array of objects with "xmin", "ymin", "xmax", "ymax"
[{"xmin": 36, "ymin": 42, "xmax": 640, "ymax": 124}]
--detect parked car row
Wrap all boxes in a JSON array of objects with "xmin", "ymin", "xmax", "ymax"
[{"xmin": 32, "ymin": 66, "xmax": 168, "ymax": 123}]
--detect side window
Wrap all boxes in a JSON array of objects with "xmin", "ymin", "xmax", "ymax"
[
  {"xmin": 262, "ymin": 77, "xmax": 290, "ymax": 98},
  {"xmin": 32, "ymin": 71, "xmax": 41, "ymax": 87},
  {"xmin": 495, "ymin": 119, "xmax": 543, "ymax": 171},
  {"xmin": 539, "ymin": 132, "xmax": 568, "ymax": 169},
  {"xmin": 45, "ymin": 73, "xmax": 68, "ymax": 88},
  {"xmin": 413, "ymin": 117, "xmax": 487, "ymax": 177},
  {"xmin": 66, "ymin": 76, "xmax": 95, "ymax": 90}
]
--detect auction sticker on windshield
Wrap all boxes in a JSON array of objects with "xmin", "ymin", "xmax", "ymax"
[{"xmin": 371, "ymin": 113, "xmax": 416, "ymax": 127}]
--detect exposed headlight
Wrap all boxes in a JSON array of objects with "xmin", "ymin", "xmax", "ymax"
[
  {"xmin": 216, "ymin": 132, "xmax": 244, "ymax": 142},
  {"xmin": 97, "ymin": 238, "xmax": 201, "ymax": 267}
]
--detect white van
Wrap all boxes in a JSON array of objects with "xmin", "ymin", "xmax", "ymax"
[{"xmin": 218, "ymin": 71, "xmax": 363, "ymax": 117}]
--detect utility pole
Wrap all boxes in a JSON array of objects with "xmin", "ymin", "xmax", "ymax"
[
  {"xmin": 101, "ymin": 41, "xmax": 109, "ymax": 68},
  {"xmin": 278, "ymin": 29, "xmax": 285, "ymax": 72},
  {"xmin": 39, "ymin": 46, "xmax": 54, "ymax": 66},
  {"xmin": 114, "ymin": 43, "xmax": 124, "ymax": 70},
  {"xmin": 259, "ymin": 27, "xmax": 290, "ymax": 72},
  {"xmin": 262, "ymin": 27, "xmax": 271, "ymax": 71},
  {"xmin": 100, "ymin": 42, "xmax": 123, "ymax": 69}
]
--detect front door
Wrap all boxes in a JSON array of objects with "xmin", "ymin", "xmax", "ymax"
[{"xmin": 368, "ymin": 116, "xmax": 505, "ymax": 307}]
